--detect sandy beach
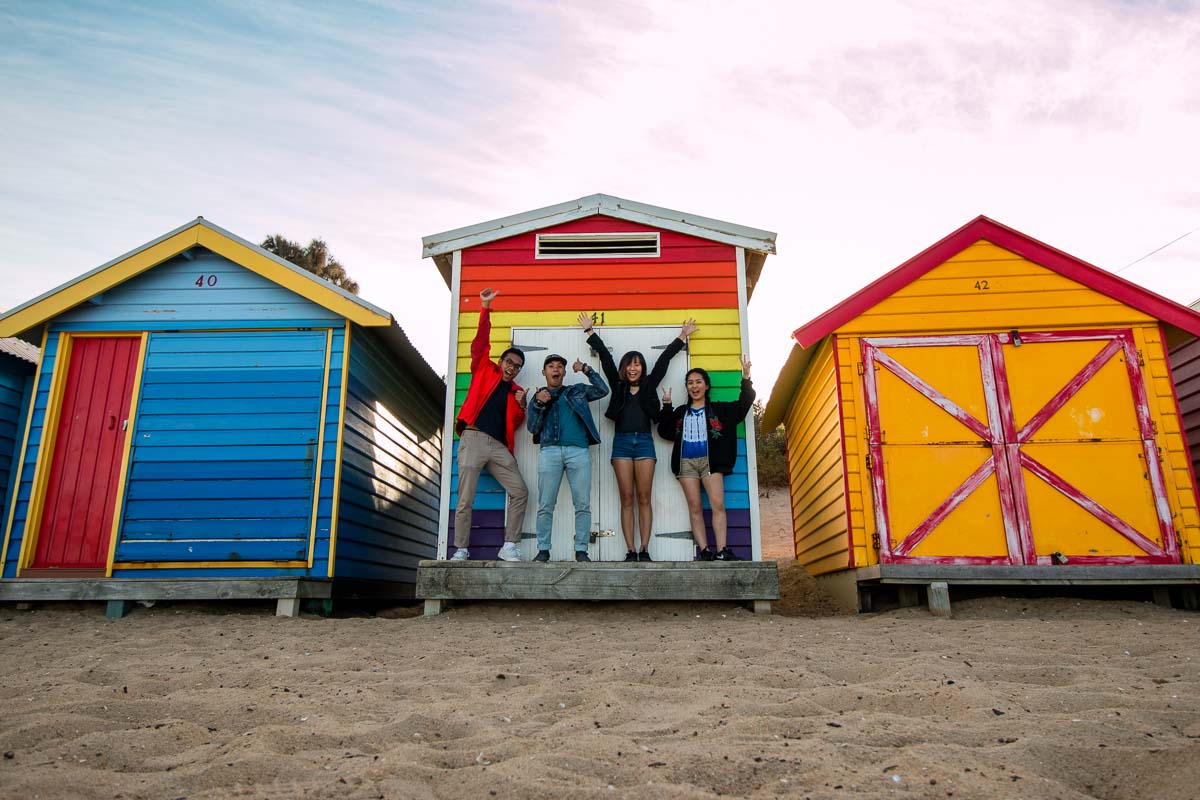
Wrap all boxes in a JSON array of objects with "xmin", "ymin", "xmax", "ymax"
[{"xmin": 1, "ymin": 495, "xmax": 1198, "ymax": 800}]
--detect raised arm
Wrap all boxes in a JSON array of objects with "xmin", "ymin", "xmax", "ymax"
[
  {"xmin": 574, "ymin": 358, "xmax": 610, "ymax": 401},
  {"xmin": 580, "ymin": 312, "xmax": 620, "ymax": 386},
  {"xmin": 733, "ymin": 354, "xmax": 756, "ymax": 419},
  {"xmin": 471, "ymin": 288, "xmax": 498, "ymax": 371},
  {"xmin": 644, "ymin": 319, "xmax": 695, "ymax": 392}
]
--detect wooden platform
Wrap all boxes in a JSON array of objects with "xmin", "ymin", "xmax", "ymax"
[
  {"xmin": 415, "ymin": 560, "xmax": 780, "ymax": 615},
  {"xmin": 0, "ymin": 577, "xmax": 412, "ymax": 618},
  {"xmin": 822, "ymin": 564, "xmax": 1200, "ymax": 617}
]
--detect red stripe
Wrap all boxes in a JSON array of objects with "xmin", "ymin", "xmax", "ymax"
[
  {"xmin": 860, "ymin": 341, "xmax": 893, "ymax": 561},
  {"xmin": 460, "ymin": 276, "xmax": 736, "ymax": 298},
  {"xmin": 458, "ymin": 292, "xmax": 738, "ymax": 312},
  {"xmin": 462, "ymin": 261, "xmax": 736, "ymax": 281},
  {"xmin": 464, "ymin": 215, "xmax": 736, "ymax": 263}
]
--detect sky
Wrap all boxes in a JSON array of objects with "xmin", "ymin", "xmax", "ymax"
[{"xmin": 2, "ymin": 0, "xmax": 1199, "ymax": 398}]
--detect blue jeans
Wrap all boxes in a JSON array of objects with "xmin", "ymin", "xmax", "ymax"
[{"xmin": 536, "ymin": 445, "xmax": 592, "ymax": 552}]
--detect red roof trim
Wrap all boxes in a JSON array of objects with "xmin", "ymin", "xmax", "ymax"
[{"xmin": 793, "ymin": 215, "xmax": 1200, "ymax": 347}]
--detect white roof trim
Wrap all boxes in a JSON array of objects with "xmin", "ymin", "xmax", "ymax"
[{"xmin": 421, "ymin": 193, "xmax": 777, "ymax": 258}]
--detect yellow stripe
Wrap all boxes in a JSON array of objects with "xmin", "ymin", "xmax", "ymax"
[
  {"xmin": 307, "ymin": 329, "xmax": 333, "ymax": 568},
  {"xmin": 16, "ymin": 332, "xmax": 77, "ymax": 571},
  {"xmin": 104, "ymin": 333, "xmax": 149, "ymax": 576},
  {"xmin": 196, "ymin": 228, "xmax": 391, "ymax": 328},
  {"xmin": 1, "ymin": 325, "xmax": 47, "ymax": 571},
  {"xmin": 455, "ymin": 329, "xmax": 743, "ymax": 359},
  {"xmin": 0, "ymin": 223, "xmax": 392, "ymax": 339},
  {"xmin": 455, "ymin": 352, "xmax": 744, "ymax": 374},
  {"xmin": 112, "ymin": 560, "xmax": 309, "ymax": 570},
  {"xmin": 326, "ymin": 321, "xmax": 352, "ymax": 577},
  {"xmin": 458, "ymin": 308, "xmax": 739, "ymax": 330}
]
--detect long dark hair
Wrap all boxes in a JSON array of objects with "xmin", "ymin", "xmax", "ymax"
[
  {"xmin": 617, "ymin": 350, "xmax": 647, "ymax": 385},
  {"xmin": 685, "ymin": 367, "xmax": 711, "ymax": 405}
]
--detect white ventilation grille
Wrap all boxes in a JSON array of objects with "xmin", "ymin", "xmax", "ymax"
[{"xmin": 536, "ymin": 232, "xmax": 660, "ymax": 259}]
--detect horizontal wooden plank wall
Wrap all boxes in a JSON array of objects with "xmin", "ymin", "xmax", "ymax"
[
  {"xmin": 0, "ymin": 362, "xmax": 34, "ymax": 560},
  {"xmin": 112, "ymin": 329, "xmax": 334, "ymax": 570},
  {"xmin": 786, "ymin": 338, "xmax": 851, "ymax": 575},
  {"xmin": 1170, "ymin": 336, "xmax": 1200, "ymax": 515},
  {"xmin": 334, "ymin": 327, "xmax": 443, "ymax": 583},
  {"xmin": 448, "ymin": 215, "xmax": 756, "ymax": 560}
]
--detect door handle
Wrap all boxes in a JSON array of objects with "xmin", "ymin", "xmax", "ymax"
[{"xmin": 107, "ymin": 415, "xmax": 116, "ymax": 430}]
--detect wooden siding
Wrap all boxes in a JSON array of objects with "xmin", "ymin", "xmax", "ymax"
[
  {"xmin": 112, "ymin": 330, "xmax": 336, "ymax": 567},
  {"xmin": 459, "ymin": 217, "xmax": 737, "ymax": 312},
  {"xmin": 1170, "ymin": 335, "xmax": 1200, "ymax": 523},
  {"xmin": 334, "ymin": 327, "xmax": 443, "ymax": 583},
  {"xmin": 1147, "ymin": 328, "xmax": 1200, "ymax": 565},
  {"xmin": 0, "ymin": 364, "xmax": 33, "ymax": 551},
  {"xmin": 55, "ymin": 248, "xmax": 343, "ymax": 326},
  {"xmin": 786, "ymin": 339, "xmax": 850, "ymax": 575},
  {"xmin": 836, "ymin": 242, "xmax": 1155, "ymax": 336}
]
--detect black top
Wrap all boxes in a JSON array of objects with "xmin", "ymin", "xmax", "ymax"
[
  {"xmin": 586, "ymin": 331, "xmax": 685, "ymax": 426},
  {"xmin": 615, "ymin": 389, "xmax": 650, "ymax": 433},
  {"xmin": 473, "ymin": 380, "xmax": 510, "ymax": 444}
]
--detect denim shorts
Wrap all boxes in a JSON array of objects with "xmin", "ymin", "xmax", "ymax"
[{"xmin": 611, "ymin": 430, "xmax": 657, "ymax": 461}]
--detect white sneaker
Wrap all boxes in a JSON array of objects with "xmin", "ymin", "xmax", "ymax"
[
  {"xmin": 497, "ymin": 542, "xmax": 523, "ymax": 562},
  {"xmin": 449, "ymin": 548, "xmax": 469, "ymax": 561}
]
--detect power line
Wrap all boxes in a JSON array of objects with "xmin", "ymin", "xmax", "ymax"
[{"xmin": 1116, "ymin": 225, "xmax": 1200, "ymax": 274}]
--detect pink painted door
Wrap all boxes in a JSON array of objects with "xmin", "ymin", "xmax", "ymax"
[
  {"xmin": 862, "ymin": 330, "xmax": 1179, "ymax": 565},
  {"xmin": 31, "ymin": 337, "xmax": 140, "ymax": 571}
]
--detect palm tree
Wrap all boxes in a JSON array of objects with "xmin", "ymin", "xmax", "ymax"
[{"xmin": 260, "ymin": 234, "xmax": 360, "ymax": 295}]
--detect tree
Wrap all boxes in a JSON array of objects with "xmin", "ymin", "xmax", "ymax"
[
  {"xmin": 261, "ymin": 234, "xmax": 360, "ymax": 295},
  {"xmin": 752, "ymin": 400, "xmax": 789, "ymax": 488}
]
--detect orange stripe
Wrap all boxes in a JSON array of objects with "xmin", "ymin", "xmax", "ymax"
[
  {"xmin": 458, "ymin": 293, "xmax": 737, "ymax": 312},
  {"xmin": 461, "ymin": 276, "xmax": 736, "ymax": 298},
  {"xmin": 462, "ymin": 261, "xmax": 735, "ymax": 281}
]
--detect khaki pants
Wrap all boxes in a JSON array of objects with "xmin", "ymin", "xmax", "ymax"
[{"xmin": 454, "ymin": 429, "xmax": 528, "ymax": 548}]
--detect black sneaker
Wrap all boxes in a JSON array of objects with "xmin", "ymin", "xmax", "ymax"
[
  {"xmin": 575, "ymin": 551, "xmax": 592, "ymax": 562},
  {"xmin": 533, "ymin": 550, "xmax": 550, "ymax": 562},
  {"xmin": 714, "ymin": 547, "xmax": 742, "ymax": 561},
  {"xmin": 623, "ymin": 550, "xmax": 638, "ymax": 562},
  {"xmin": 697, "ymin": 548, "xmax": 715, "ymax": 561},
  {"xmin": 638, "ymin": 550, "xmax": 652, "ymax": 562}
]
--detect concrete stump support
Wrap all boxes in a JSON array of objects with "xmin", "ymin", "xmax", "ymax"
[
  {"xmin": 275, "ymin": 598, "xmax": 300, "ymax": 618},
  {"xmin": 927, "ymin": 581, "xmax": 952, "ymax": 618}
]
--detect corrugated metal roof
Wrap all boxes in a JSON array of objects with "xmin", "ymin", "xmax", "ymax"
[{"xmin": 0, "ymin": 336, "xmax": 39, "ymax": 364}]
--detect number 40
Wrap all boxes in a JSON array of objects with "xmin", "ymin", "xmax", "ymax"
[{"xmin": 195, "ymin": 274, "xmax": 218, "ymax": 287}]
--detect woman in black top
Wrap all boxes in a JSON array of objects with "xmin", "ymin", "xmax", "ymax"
[
  {"xmin": 579, "ymin": 312, "xmax": 696, "ymax": 561},
  {"xmin": 657, "ymin": 355, "xmax": 754, "ymax": 561}
]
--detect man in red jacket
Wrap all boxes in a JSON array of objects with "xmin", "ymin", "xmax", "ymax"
[{"xmin": 451, "ymin": 288, "xmax": 529, "ymax": 561}]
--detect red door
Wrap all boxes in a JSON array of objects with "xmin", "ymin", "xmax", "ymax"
[{"xmin": 30, "ymin": 337, "xmax": 140, "ymax": 572}]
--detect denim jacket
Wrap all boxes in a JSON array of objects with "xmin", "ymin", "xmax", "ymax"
[{"xmin": 526, "ymin": 367, "xmax": 609, "ymax": 446}]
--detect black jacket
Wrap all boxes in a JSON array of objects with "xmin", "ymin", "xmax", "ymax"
[
  {"xmin": 656, "ymin": 378, "xmax": 756, "ymax": 476},
  {"xmin": 586, "ymin": 331, "xmax": 685, "ymax": 426}
]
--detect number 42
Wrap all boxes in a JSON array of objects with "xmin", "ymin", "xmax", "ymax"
[{"xmin": 974, "ymin": 279, "xmax": 989, "ymax": 290}]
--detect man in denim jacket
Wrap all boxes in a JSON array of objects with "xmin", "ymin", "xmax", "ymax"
[{"xmin": 526, "ymin": 354, "xmax": 609, "ymax": 562}]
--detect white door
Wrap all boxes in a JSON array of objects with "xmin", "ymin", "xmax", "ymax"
[{"xmin": 510, "ymin": 326, "xmax": 693, "ymax": 561}]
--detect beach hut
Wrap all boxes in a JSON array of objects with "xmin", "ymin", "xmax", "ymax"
[
  {"xmin": 764, "ymin": 216, "xmax": 1200, "ymax": 612},
  {"xmin": 416, "ymin": 194, "xmax": 780, "ymax": 612},
  {"xmin": 0, "ymin": 218, "xmax": 443, "ymax": 616}
]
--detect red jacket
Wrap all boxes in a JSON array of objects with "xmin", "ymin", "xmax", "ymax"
[{"xmin": 455, "ymin": 307, "xmax": 525, "ymax": 452}]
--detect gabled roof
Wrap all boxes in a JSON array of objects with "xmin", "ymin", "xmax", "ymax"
[
  {"xmin": 421, "ymin": 193, "xmax": 778, "ymax": 291},
  {"xmin": 765, "ymin": 215, "xmax": 1200, "ymax": 431},
  {"xmin": 0, "ymin": 217, "xmax": 394, "ymax": 340},
  {"xmin": 793, "ymin": 215, "xmax": 1200, "ymax": 347}
]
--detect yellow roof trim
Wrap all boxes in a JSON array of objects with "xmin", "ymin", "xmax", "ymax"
[{"xmin": 0, "ymin": 220, "xmax": 392, "ymax": 338}]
